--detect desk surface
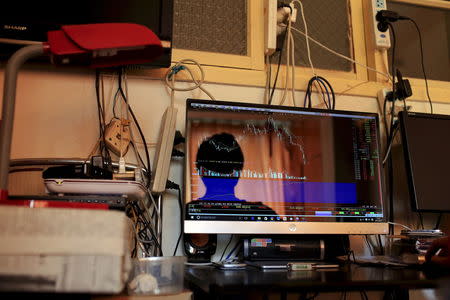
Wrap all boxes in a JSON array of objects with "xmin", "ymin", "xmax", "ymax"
[{"xmin": 185, "ymin": 263, "xmax": 448, "ymax": 296}]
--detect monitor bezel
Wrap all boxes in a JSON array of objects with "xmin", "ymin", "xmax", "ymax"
[
  {"xmin": 184, "ymin": 99, "xmax": 389, "ymax": 235},
  {"xmin": 398, "ymin": 111, "xmax": 450, "ymax": 213}
]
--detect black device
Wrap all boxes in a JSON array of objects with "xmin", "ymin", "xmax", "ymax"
[
  {"xmin": 8, "ymin": 194, "xmax": 126, "ymax": 209},
  {"xmin": 387, "ymin": 70, "xmax": 412, "ymax": 102},
  {"xmin": 243, "ymin": 236, "xmax": 325, "ymax": 261},
  {"xmin": 0, "ymin": 0, "xmax": 173, "ymax": 68},
  {"xmin": 375, "ymin": 10, "xmax": 407, "ymax": 32},
  {"xmin": 243, "ymin": 235, "xmax": 349, "ymax": 266},
  {"xmin": 398, "ymin": 111, "xmax": 450, "ymax": 212},
  {"xmin": 42, "ymin": 156, "xmax": 113, "ymax": 180}
]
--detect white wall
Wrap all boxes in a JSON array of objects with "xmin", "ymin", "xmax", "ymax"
[{"xmin": 1, "ymin": 66, "xmax": 450, "ymax": 259}]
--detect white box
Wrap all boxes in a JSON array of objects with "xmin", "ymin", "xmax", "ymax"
[{"xmin": 0, "ymin": 206, "xmax": 131, "ymax": 293}]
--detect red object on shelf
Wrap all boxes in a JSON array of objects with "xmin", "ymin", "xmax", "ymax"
[
  {"xmin": 0, "ymin": 189, "xmax": 8, "ymax": 202},
  {"xmin": 0, "ymin": 198, "xmax": 109, "ymax": 210},
  {"xmin": 46, "ymin": 23, "xmax": 163, "ymax": 68}
]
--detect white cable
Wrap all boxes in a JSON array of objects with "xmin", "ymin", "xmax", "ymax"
[
  {"xmin": 119, "ymin": 70, "xmax": 152, "ymax": 186},
  {"xmin": 382, "ymin": 125, "xmax": 399, "ymax": 165},
  {"xmin": 290, "ymin": 27, "xmax": 296, "ymax": 106},
  {"xmin": 291, "ymin": 0, "xmax": 316, "ymax": 77},
  {"xmin": 387, "ymin": 222, "xmax": 413, "ymax": 231},
  {"xmin": 164, "ymin": 59, "xmax": 215, "ymax": 102},
  {"xmin": 184, "ymin": 262, "xmax": 213, "ymax": 266},
  {"xmin": 279, "ymin": 24, "xmax": 392, "ymax": 82},
  {"xmin": 142, "ymin": 192, "xmax": 161, "ymax": 221}
]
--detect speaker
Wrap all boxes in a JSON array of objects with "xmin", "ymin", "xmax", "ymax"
[{"xmin": 184, "ymin": 234, "xmax": 217, "ymax": 263}]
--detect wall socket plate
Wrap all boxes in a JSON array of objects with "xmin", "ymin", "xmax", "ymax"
[{"xmin": 370, "ymin": 0, "xmax": 391, "ymax": 49}]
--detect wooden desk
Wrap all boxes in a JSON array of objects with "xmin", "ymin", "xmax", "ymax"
[{"xmin": 185, "ymin": 263, "xmax": 448, "ymax": 299}]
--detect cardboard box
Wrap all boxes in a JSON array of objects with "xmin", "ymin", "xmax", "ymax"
[{"xmin": 0, "ymin": 206, "xmax": 131, "ymax": 293}]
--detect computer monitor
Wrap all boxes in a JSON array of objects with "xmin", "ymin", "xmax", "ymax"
[
  {"xmin": 398, "ymin": 111, "xmax": 450, "ymax": 212},
  {"xmin": 184, "ymin": 99, "xmax": 388, "ymax": 234}
]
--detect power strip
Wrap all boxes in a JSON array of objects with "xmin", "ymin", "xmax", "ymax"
[
  {"xmin": 104, "ymin": 118, "xmax": 131, "ymax": 156},
  {"xmin": 370, "ymin": 0, "xmax": 391, "ymax": 49},
  {"xmin": 264, "ymin": 0, "xmax": 277, "ymax": 56},
  {"xmin": 151, "ymin": 106, "xmax": 178, "ymax": 193}
]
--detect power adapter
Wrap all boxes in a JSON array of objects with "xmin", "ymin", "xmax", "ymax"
[{"xmin": 386, "ymin": 70, "xmax": 412, "ymax": 101}]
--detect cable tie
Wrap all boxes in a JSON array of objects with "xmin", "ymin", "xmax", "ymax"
[{"xmin": 168, "ymin": 65, "xmax": 186, "ymax": 79}]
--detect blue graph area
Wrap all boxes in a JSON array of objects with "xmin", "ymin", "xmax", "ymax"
[{"xmin": 195, "ymin": 178, "xmax": 357, "ymax": 204}]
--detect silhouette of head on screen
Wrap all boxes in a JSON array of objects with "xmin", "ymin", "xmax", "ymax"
[
  {"xmin": 195, "ymin": 133, "xmax": 244, "ymax": 201},
  {"xmin": 193, "ymin": 132, "xmax": 277, "ymax": 216}
]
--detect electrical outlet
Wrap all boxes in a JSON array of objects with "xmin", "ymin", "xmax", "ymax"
[
  {"xmin": 393, "ymin": 105, "xmax": 411, "ymax": 116},
  {"xmin": 378, "ymin": 88, "xmax": 411, "ymax": 121},
  {"xmin": 377, "ymin": 88, "xmax": 390, "ymax": 105},
  {"xmin": 104, "ymin": 118, "xmax": 131, "ymax": 156},
  {"xmin": 370, "ymin": 0, "xmax": 391, "ymax": 49}
]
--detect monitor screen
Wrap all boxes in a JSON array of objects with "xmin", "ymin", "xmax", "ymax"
[
  {"xmin": 398, "ymin": 111, "xmax": 450, "ymax": 212},
  {"xmin": 184, "ymin": 99, "xmax": 388, "ymax": 234}
]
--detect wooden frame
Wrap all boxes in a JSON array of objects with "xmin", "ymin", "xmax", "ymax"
[
  {"xmin": 363, "ymin": 0, "xmax": 450, "ymax": 103},
  {"xmin": 132, "ymin": 0, "xmax": 449, "ymax": 105}
]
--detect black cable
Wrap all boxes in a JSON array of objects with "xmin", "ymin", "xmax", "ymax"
[
  {"xmin": 418, "ymin": 211, "xmax": 424, "ymax": 229},
  {"xmin": 112, "ymin": 88, "xmax": 121, "ymax": 118},
  {"xmin": 365, "ymin": 235, "xmax": 375, "ymax": 256},
  {"xmin": 360, "ymin": 290, "xmax": 369, "ymax": 300},
  {"xmin": 9, "ymin": 167, "xmax": 44, "ymax": 174},
  {"xmin": 377, "ymin": 234, "xmax": 384, "ymax": 256},
  {"xmin": 94, "ymin": 70, "xmax": 112, "ymax": 166},
  {"xmin": 316, "ymin": 76, "xmax": 335, "ymax": 109},
  {"xmin": 130, "ymin": 141, "xmax": 150, "ymax": 180},
  {"xmin": 386, "ymin": 23, "xmax": 397, "ymax": 236},
  {"xmin": 125, "ymin": 203, "xmax": 138, "ymax": 257},
  {"xmin": 131, "ymin": 203, "xmax": 153, "ymax": 255},
  {"xmin": 266, "ymin": 55, "xmax": 272, "ymax": 104},
  {"xmin": 173, "ymin": 185, "xmax": 184, "ymax": 256},
  {"xmin": 387, "ymin": 120, "xmax": 395, "ymax": 236},
  {"xmin": 116, "ymin": 68, "xmax": 152, "ymax": 188},
  {"xmin": 434, "ymin": 213, "xmax": 443, "ymax": 230},
  {"xmin": 313, "ymin": 78, "xmax": 329, "ymax": 109},
  {"xmin": 303, "ymin": 76, "xmax": 335, "ymax": 110},
  {"xmin": 269, "ymin": 26, "xmax": 289, "ymax": 105},
  {"xmin": 220, "ymin": 235, "xmax": 234, "ymax": 262},
  {"xmin": 299, "ymin": 292, "xmax": 319, "ymax": 300},
  {"xmin": 131, "ymin": 200, "xmax": 163, "ymax": 255},
  {"xmin": 225, "ymin": 238, "xmax": 242, "ymax": 260},
  {"xmin": 405, "ymin": 18, "xmax": 433, "ymax": 114}
]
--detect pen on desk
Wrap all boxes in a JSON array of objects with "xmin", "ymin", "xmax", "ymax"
[{"xmin": 287, "ymin": 262, "xmax": 339, "ymax": 271}]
